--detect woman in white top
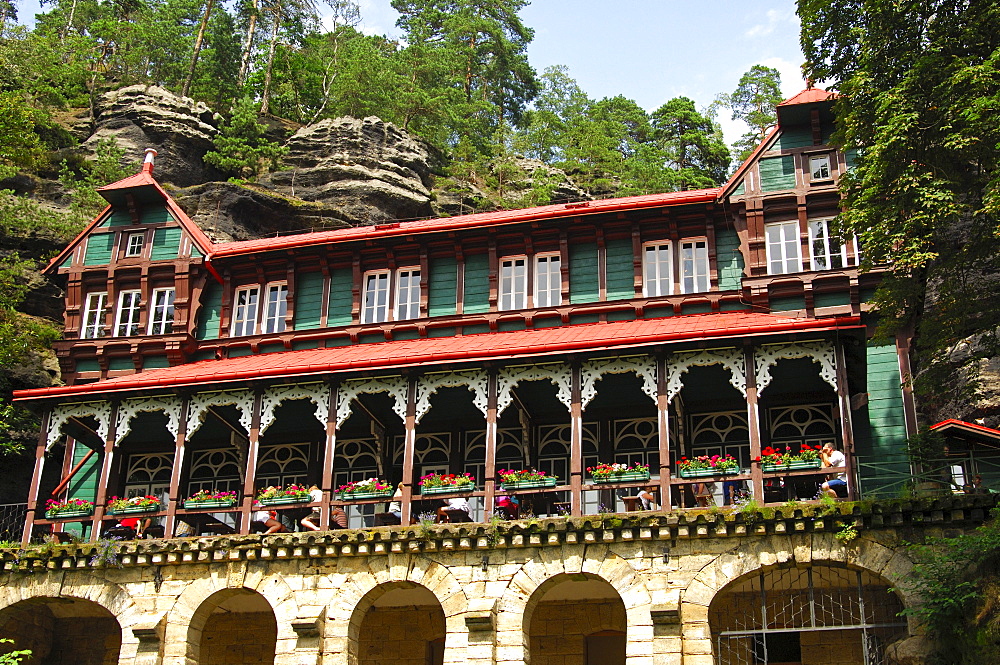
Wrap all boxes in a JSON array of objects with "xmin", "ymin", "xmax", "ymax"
[{"xmin": 300, "ymin": 485, "xmax": 324, "ymax": 531}]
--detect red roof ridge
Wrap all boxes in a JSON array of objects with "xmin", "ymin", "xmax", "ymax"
[
  {"xmin": 778, "ymin": 87, "xmax": 837, "ymax": 107},
  {"xmin": 14, "ymin": 312, "xmax": 861, "ymax": 402}
]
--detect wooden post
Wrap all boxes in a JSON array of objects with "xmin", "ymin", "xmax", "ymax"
[
  {"xmin": 91, "ymin": 402, "xmax": 119, "ymax": 541},
  {"xmin": 744, "ymin": 347, "xmax": 765, "ymax": 504},
  {"xmin": 400, "ymin": 378, "xmax": 417, "ymax": 526},
  {"xmin": 239, "ymin": 391, "xmax": 264, "ymax": 534},
  {"xmin": 656, "ymin": 356, "xmax": 672, "ymax": 509},
  {"xmin": 22, "ymin": 411, "xmax": 50, "ymax": 546},
  {"xmin": 164, "ymin": 396, "xmax": 189, "ymax": 537},
  {"xmin": 320, "ymin": 382, "xmax": 338, "ymax": 528},
  {"xmin": 570, "ymin": 364, "xmax": 583, "ymax": 516},
  {"xmin": 483, "ymin": 372, "xmax": 498, "ymax": 518},
  {"xmin": 835, "ymin": 342, "xmax": 857, "ymax": 499}
]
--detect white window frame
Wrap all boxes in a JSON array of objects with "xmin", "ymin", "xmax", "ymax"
[
  {"xmin": 499, "ymin": 256, "xmax": 528, "ymax": 311},
  {"xmin": 261, "ymin": 282, "xmax": 288, "ymax": 334},
  {"xmin": 394, "ymin": 267, "xmax": 421, "ymax": 321},
  {"xmin": 809, "ymin": 154, "xmax": 832, "ymax": 182},
  {"xmin": 533, "ymin": 253, "xmax": 561, "ymax": 308},
  {"xmin": 808, "ymin": 218, "xmax": 853, "ymax": 271},
  {"xmin": 81, "ymin": 292, "xmax": 107, "ymax": 339},
  {"xmin": 124, "ymin": 232, "xmax": 145, "ymax": 258},
  {"xmin": 642, "ymin": 241, "xmax": 673, "ymax": 297},
  {"xmin": 680, "ymin": 238, "xmax": 710, "ymax": 294},
  {"xmin": 765, "ymin": 221, "xmax": 802, "ymax": 275},
  {"xmin": 231, "ymin": 286, "xmax": 260, "ymax": 337},
  {"xmin": 361, "ymin": 270, "xmax": 391, "ymax": 324},
  {"xmin": 114, "ymin": 289, "xmax": 142, "ymax": 337},
  {"xmin": 147, "ymin": 288, "xmax": 176, "ymax": 335}
]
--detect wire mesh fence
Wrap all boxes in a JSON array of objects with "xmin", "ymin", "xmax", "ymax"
[{"xmin": 0, "ymin": 503, "xmax": 26, "ymax": 543}]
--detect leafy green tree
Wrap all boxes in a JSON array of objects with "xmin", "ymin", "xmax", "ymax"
[
  {"xmin": 723, "ymin": 64, "xmax": 783, "ymax": 162},
  {"xmin": 0, "ymin": 92, "xmax": 51, "ymax": 180},
  {"xmin": 0, "ymin": 638, "xmax": 30, "ymax": 664},
  {"xmin": 203, "ymin": 98, "xmax": 286, "ymax": 179},
  {"xmin": 58, "ymin": 137, "xmax": 135, "ymax": 219},
  {"xmin": 799, "ymin": 0, "xmax": 1000, "ymax": 402},
  {"xmin": 515, "ymin": 65, "xmax": 591, "ymax": 164},
  {"xmin": 651, "ymin": 96, "xmax": 731, "ymax": 189}
]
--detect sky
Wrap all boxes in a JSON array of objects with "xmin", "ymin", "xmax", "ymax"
[
  {"xmin": 14, "ymin": 0, "xmax": 807, "ymax": 145},
  {"xmin": 353, "ymin": 0, "xmax": 807, "ymax": 145}
]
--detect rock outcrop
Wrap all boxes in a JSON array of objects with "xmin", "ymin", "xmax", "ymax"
[
  {"xmin": 83, "ymin": 85, "xmax": 224, "ymax": 187},
  {"xmin": 171, "ymin": 182, "xmax": 351, "ymax": 243},
  {"xmin": 259, "ymin": 116, "xmax": 436, "ymax": 226}
]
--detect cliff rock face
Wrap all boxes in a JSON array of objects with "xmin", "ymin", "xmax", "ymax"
[
  {"xmin": 84, "ymin": 85, "xmax": 224, "ymax": 187},
  {"xmin": 171, "ymin": 182, "xmax": 351, "ymax": 243},
  {"xmin": 259, "ymin": 116, "xmax": 436, "ymax": 226}
]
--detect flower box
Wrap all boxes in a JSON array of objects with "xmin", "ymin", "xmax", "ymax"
[
  {"xmin": 107, "ymin": 504, "xmax": 160, "ymax": 516},
  {"xmin": 591, "ymin": 470, "xmax": 651, "ymax": 484},
  {"xmin": 45, "ymin": 508, "xmax": 93, "ymax": 520},
  {"xmin": 762, "ymin": 459, "xmax": 822, "ymax": 473},
  {"xmin": 183, "ymin": 499, "xmax": 237, "ymax": 510},
  {"xmin": 678, "ymin": 467, "xmax": 741, "ymax": 479},
  {"xmin": 421, "ymin": 484, "xmax": 475, "ymax": 496},
  {"xmin": 258, "ymin": 494, "xmax": 311, "ymax": 507},
  {"xmin": 338, "ymin": 489, "xmax": 394, "ymax": 500},
  {"xmin": 501, "ymin": 477, "xmax": 558, "ymax": 491}
]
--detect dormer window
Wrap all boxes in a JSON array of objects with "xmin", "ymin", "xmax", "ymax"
[
  {"xmin": 81, "ymin": 292, "xmax": 107, "ymax": 339},
  {"xmin": 124, "ymin": 232, "xmax": 145, "ymax": 257},
  {"xmin": 114, "ymin": 290, "xmax": 142, "ymax": 336},
  {"xmin": 148, "ymin": 288, "xmax": 176, "ymax": 335},
  {"xmin": 765, "ymin": 221, "xmax": 802, "ymax": 275},
  {"xmin": 809, "ymin": 154, "xmax": 832, "ymax": 182}
]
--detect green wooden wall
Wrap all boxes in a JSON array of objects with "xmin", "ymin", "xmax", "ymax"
[
  {"xmin": 83, "ymin": 233, "xmax": 115, "ymax": 266},
  {"xmin": 775, "ymin": 127, "xmax": 813, "ymax": 150},
  {"xmin": 759, "ymin": 156, "xmax": 796, "ymax": 191},
  {"xmin": 294, "ymin": 271, "xmax": 324, "ymax": 330},
  {"xmin": 99, "ymin": 210, "xmax": 133, "ymax": 228},
  {"xmin": 428, "ymin": 257, "xmax": 458, "ymax": 317},
  {"xmin": 462, "ymin": 254, "xmax": 490, "ymax": 314},
  {"xmin": 605, "ymin": 238, "xmax": 634, "ymax": 301},
  {"xmin": 569, "ymin": 243, "xmax": 599, "ymax": 304},
  {"xmin": 327, "ymin": 268, "xmax": 353, "ymax": 327},
  {"xmin": 715, "ymin": 229, "xmax": 744, "ymax": 291},
  {"xmin": 195, "ymin": 281, "xmax": 223, "ymax": 340},
  {"xmin": 67, "ymin": 443, "xmax": 99, "ymax": 503},
  {"xmin": 150, "ymin": 227, "xmax": 182, "ymax": 261},
  {"xmin": 863, "ymin": 343, "xmax": 908, "ymax": 454}
]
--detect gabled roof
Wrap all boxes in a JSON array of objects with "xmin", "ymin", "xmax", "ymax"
[
  {"xmin": 44, "ymin": 163, "xmax": 215, "ymax": 274},
  {"xmin": 207, "ymin": 188, "xmax": 721, "ymax": 260},
  {"xmin": 719, "ymin": 87, "xmax": 838, "ymax": 200},
  {"xmin": 14, "ymin": 311, "xmax": 863, "ymax": 402},
  {"xmin": 930, "ymin": 419, "xmax": 1000, "ymax": 443}
]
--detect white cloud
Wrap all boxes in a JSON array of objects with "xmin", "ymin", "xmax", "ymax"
[{"xmin": 745, "ymin": 8, "xmax": 796, "ymax": 39}]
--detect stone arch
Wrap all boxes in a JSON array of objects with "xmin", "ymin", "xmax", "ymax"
[
  {"xmin": 0, "ymin": 595, "xmax": 123, "ymax": 665},
  {"xmin": 682, "ymin": 534, "xmax": 915, "ymax": 664},
  {"xmin": 163, "ymin": 570, "xmax": 300, "ymax": 664},
  {"xmin": 320, "ymin": 559, "xmax": 469, "ymax": 664},
  {"xmin": 495, "ymin": 547, "xmax": 653, "ymax": 664},
  {"xmin": 185, "ymin": 587, "xmax": 278, "ymax": 665},
  {"xmin": 346, "ymin": 581, "xmax": 447, "ymax": 665}
]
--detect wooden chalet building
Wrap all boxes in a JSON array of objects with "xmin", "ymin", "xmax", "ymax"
[{"xmin": 14, "ymin": 88, "xmax": 916, "ymax": 542}]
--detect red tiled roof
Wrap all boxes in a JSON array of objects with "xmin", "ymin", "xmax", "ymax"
[
  {"xmin": 778, "ymin": 87, "xmax": 836, "ymax": 107},
  {"xmin": 930, "ymin": 419, "xmax": 1000, "ymax": 442},
  {"xmin": 207, "ymin": 189, "xmax": 721, "ymax": 259},
  {"xmin": 14, "ymin": 312, "xmax": 862, "ymax": 402}
]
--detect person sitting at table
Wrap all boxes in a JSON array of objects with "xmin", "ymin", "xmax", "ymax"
[
  {"xmin": 637, "ymin": 487, "xmax": 657, "ymax": 510},
  {"xmin": 252, "ymin": 506, "xmax": 287, "ymax": 534},
  {"xmin": 329, "ymin": 504, "xmax": 348, "ymax": 529},
  {"xmin": 495, "ymin": 493, "xmax": 519, "ymax": 519},
  {"xmin": 692, "ymin": 481, "xmax": 715, "ymax": 507},
  {"xmin": 300, "ymin": 485, "xmax": 324, "ymax": 531},
  {"xmin": 820, "ymin": 442, "xmax": 848, "ymax": 498},
  {"xmin": 436, "ymin": 496, "xmax": 471, "ymax": 523}
]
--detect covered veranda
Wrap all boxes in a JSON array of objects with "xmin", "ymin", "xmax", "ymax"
[{"xmin": 14, "ymin": 312, "xmax": 867, "ymax": 542}]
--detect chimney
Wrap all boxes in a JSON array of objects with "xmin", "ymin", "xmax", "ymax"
[{"xmin": 142, "ymin": 148, "xmax": 157, "ymax": 174}]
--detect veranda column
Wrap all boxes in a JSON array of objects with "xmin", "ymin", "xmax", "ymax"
[
  {"xmin": 22, "ymin": 410, "xmax": 50, "ymax": 545},
  {"xmin": 400, "ymin": 377, "xmax": 418, "ymax": 525},
  {"xmin": 656, "ymin": 356, "xmax": 671, "ymax": 509},
  {"xmin": 163, "ymin": 396, "xmax": 189, "ymax": 537},
  {"xmin": 320, "ymin": 381, "xmax": 338, "ymax": 527},
  {"xmin": 835, "ymin": 343, "xmax": 858, "ymax": 498},
  {"xmin": 239, "ymin": 390, "xmax": 264, "ymax": 534},
  {"xmin": 483, "ymin": 372, "xmax": 498, "ymax": 518},
  {"xmin": 744, "ymin": 346, "xmax": 765, "ymax": 504},
  {"xmin": 90, "ymin": 401, "xmax": 120, "ymax": 541},
  {"xmin": 569, "ymin": 364, "xmax": 583, "ymax": 516}
]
